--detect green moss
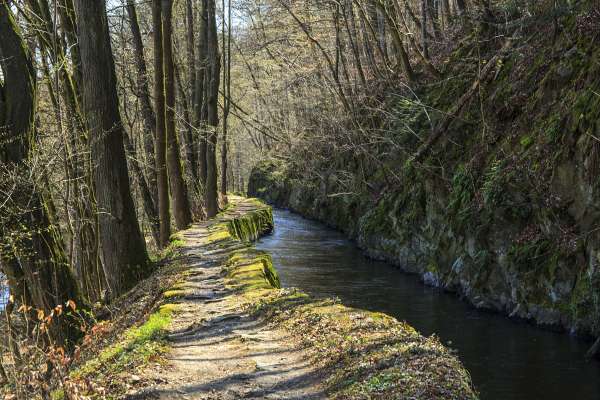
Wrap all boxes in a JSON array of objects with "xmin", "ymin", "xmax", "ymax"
[
  {"xmin": 447, "ymin": 164, "xmax": 476, "ymax": 227},
  {"xmin": 520, "ymin": 135, "xmax": 533, "ymax": 149},
  {"xmin": 226, "ymin": 207, "xmax": 273, "ymax": 242},
  {"xmin": 73, "ymin": 303, "xmax": 178, "ymax": 380},
  {"xmin": 568, "ymin": 273, "xmax": 600, "ymax": 332},
  {"xmin": 150, "ymin": 234, "xmax": 186, "ymax": 262},
  {"xmin": 163, "ymin": 289, "xmax": 187, "ymax": 299},
  {"xmin": 226, "ymin": 250, "xmax": 281, "ymax": 292}
]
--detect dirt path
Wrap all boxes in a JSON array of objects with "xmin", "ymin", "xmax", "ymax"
[{"xmin": 146, "ymin": 200, "xmax": 325, "ymax": 400}]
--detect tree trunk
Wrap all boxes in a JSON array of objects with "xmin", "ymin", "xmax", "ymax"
[
  {"xmin": 194, "ymin": 0, "xmax": 209, "ymax": 189},
  {"xmin": 186, "ymin": 0, "xmax": 196, "ymax": 106},
  {"xmin": 153, "ymin": 0, "xmax": 172, "ymax": 248},
  {"xmin": 175, "ymin": 61, "xmax": 199, "ymax": 185},
  {"xmin": 428, "ymin": 0, "xmax": 441, "ymax": 37},
  {"xmin": 73, "ymin": 0, "xmax": 149, "ymax": 298},
  {"xmin": 0, "ymin": 4, "xmax": 86, "ymax": 346},
  {"xmin": 28, "ymin": 0, "xmax": 105, "ymax": 304},
  {"xmin": 421, "ymin": 0, "xmax": 429, "ymax": 59},
  {"xmin": 205, "ymin": 0, "xmax": 221, "ymax": 218},
  {"xmin": 162, "ymin": 0, "xmax": 193, "ymax": 229},
  {"xmin": 221, "ymin": 0, "xmax": 232, "ymax": 198},
  {"xmin": 124, "ymin": 131, "xmax": 160, "ymax": 246},
  {"xmin": 125, "ymin": 0, "xmax": 158, "ymax": 204}
]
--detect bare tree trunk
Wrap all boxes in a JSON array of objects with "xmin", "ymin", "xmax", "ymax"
[
  {"xmin": 124, "ymin": 131, "xmax": 160, "ymax": 246},
  {"xmin": 125, "ymin": 0, "xmax": 157, "ymax": 203},
  {"xmin": 28, "ymin": 0, "xmax": 105, "ymax": 303},
  {"xmin": 162, "ymin": 0, "xmax": 193, "ymax": 229},
  {"xmin": 153, "ymin": 0, "xmax": 171, "ymax": 247},
  {"xmin": 343, "ymin": 0, "xmax": 367, "ymax": 87},
  {"xmin": 195, "ymin": 0, "xmax": 209, "ymax": 189},
  {"xmin": 73, "ymin": 0, "xmax": 149, "ymax": 298},
  {"xmin": 421, "ymin": 0, "xmax": 429, "ymax": 59},
  {"xmin": 442, "ymin": 0, "xmax": 451, "ymax": 28},
  {"xmin": 221, "ymin": 0, "xmax": 232, "ymax": 198},
  {"xmin": 373, "ymin": 1, "xmax": 416, "ymax": 81},
  {"xmin": 175, "ymin": 61, "xmax": 198, "ymax": 184},
  {"xmin": 186, "ymin": 0, "xmax": 196, "ymax": 105},
  {"xmin": 429, "ymin": 0, "xmax": 441, "ymax": 37},
  {"xmin": 205, "ymin": 0, "xmax": 221, "ymax": 217}
]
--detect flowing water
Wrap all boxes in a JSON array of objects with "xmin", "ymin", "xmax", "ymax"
[{"xmin": 256, "ymin": 209, "xmax": 600, "ymax": 400}]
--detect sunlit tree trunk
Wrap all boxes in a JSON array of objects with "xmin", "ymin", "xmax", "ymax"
[
  {"xmin": 153, "ymin": 0, "xmax": 172, "ymax": 247},
  {"xmin": 194, "ymin": 0, "xmax": 209, "ymax": 189},
  {"xmin": 73, "ymin": 0, "xmax": 149, "ymax": 298},
  {"xmin": 125, "ymin": 0, "xmax": 158, "ymax": 201},
  {"xmin": 205, "ymin": 0, "xmax": 221, "ymax": 217},
  {"xmin": 26, "ymin": 0, "xmax": 105, "ymax": 303},
  {"xmin": 162, "ymin": 0, "xmax": 193, "ymax": 229},
  {"xmin": 221, "ymin": 0, "xmax": 232, "ymax": 198}
]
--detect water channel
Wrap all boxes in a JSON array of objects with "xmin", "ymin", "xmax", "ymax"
[{"xmin": 256, "ymin": 209, "xmax": 600, "ymax": 400}]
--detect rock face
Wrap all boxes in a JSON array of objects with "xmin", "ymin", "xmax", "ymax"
[{"xmin": 248, "ymin": 149, "xmax": 599, "ymax": 337}]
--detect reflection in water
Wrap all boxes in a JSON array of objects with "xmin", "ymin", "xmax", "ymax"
[{"xmin": 256, "ymin": 209, "xmax": 600, "ymax": 400}]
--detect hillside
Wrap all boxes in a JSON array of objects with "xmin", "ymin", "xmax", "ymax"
[{"xmin": 249, "ymin": 2, "xmax": 600, "ymax": 338}]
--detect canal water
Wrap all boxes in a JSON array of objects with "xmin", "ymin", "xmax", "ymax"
[{"xmin": 256, "ymin": 209, "xmax": 600, "ymax": 400}]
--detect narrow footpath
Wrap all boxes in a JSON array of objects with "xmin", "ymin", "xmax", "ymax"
[
  {"xmin": 148, "ymin": 198, "xmax": 324, "ymax": 399},
  {"xmin": 133, "ymin": 197, "xmax": 476, "ymax": 400}
]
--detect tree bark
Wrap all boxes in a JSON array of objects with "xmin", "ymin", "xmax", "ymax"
[
  {"xmin": 153, "ymin": 0, "xmax": 172, "ymax": 248},
  {"xmin": 0, "ymin": 4, "xmax": 86, "ymax": 346},
  {"xmin": 221, "ymin": 0, "xmax": 232, "ymax": 197},
  {"xmin": 421, "ymin": 0, "xmax": 429, "ymax": 59},
  {"xmin": 125, "ymin": 0, "xmax": 158, "ymax": 203},
  {"xmin": 175, "ymin": 61, "xmax": 199, "ymax": 185},
  {"xmin": 205, "ymin": 0, "xmax": 221, "ymax": 217},
  {"xmin": 186, "ymin": 0, "xmax": 196, "ymax": 105},
  {"xmin": 124, "ymin": 131, "xmax": 160, "ymax": 246},
  {"xmin": 194, "ymin": 0, "xmax": 209, "ymax": 188},
  {"xmin": 73, "ymin": 0, "xmax": 149, "ymax": 298},
  {"xmin": 162, "ymin": 0, "xmax": 193, "ymax": 229},
  {"xmin": 28, "ymin": 0, "xmax": 105, "ymax": 304}
]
